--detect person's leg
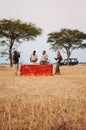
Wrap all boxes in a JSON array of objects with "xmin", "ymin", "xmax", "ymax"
[
  {"xmin": 17, "ymin": 64, "xmax": 19, "ymax": 72},
  {"xmin": 16, "ymin": 63, "xmax": 19, "ymax": 75},
  {"xmin": 14, "ymin": 63, "xmax": 18, "ymax": 75},
  {"xmin": 55, "ymin": 64, "xmax": 58, "ymax": 74},
  {"xmin": 55, "ymin": 63, "xmax": 60, "ymax": 74},
  {"xmin": 58, "ymin": 64, "xmax": 60, "ymax": 74}
]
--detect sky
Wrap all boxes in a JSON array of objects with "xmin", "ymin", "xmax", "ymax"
[{"xmin": 0, "ymin": 0, "xmax": 86, "ymax": 63}]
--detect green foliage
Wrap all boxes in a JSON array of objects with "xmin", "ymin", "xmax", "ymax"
[
  {"xmin": 47, "ymin": 28, "xmax": 86, "ymax": 51},
  {"xmin": 47, "ymin": 28, "xmax": 86, "ymax": 65},
  {"xmin": 0, "ymin": 19, "xmax": 42, "ymax": 41},
  {"xmin": 0, "ymin": 18, "xmax": 42, "ymax": 66}
]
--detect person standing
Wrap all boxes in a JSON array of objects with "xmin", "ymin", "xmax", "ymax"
[
  {"xmin": 30, "ymin": 50, "xmax": 38, "ymax": 63},
  {"xmin": 13, "ymin": 50, "xmax": 20, "ymax": 75},
  {"xmin": 54, "ymin": 51, "xmax": 62, "ymax": 75}
]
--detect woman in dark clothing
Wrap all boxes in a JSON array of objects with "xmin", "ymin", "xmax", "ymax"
[
  {"xmin": 13, "ymin": 51, "xmax": 20, "ymax": 75},
  {"xmin": 55, "ymin": 51, "xmax": 62, "ymax": 75}
]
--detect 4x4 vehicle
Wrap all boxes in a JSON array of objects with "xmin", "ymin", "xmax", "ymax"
[{"xmin": 63, "ymin": 58, "xmax": 78, "ymax": 65}]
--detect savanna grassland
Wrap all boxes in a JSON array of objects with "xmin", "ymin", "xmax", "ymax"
[{"xmin": 0, "ymin": 64, "xmax": 86, "ymax": 130}]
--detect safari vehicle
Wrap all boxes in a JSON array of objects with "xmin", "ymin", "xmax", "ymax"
[{"xmin": 63, "ymin": 58, "xmax": 78, "ymax": 65}]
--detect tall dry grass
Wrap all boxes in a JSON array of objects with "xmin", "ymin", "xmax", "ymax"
[{"xmin": 0, "ymin": 64, "xmax": 86, "ymax": 130}]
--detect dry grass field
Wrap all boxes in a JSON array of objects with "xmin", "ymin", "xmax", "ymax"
[{"xmin": 0, "ymin": 64, "xmax": 86, "ymax": 130}]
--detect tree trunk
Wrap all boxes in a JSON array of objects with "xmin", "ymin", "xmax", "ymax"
[
  {"xmin": 9, "ymin": 39, "xmax": 14, "ymax": 67},
  {"xmin": 66, "ymin": 48, "xmax": 70, "ymax": 65},
  {"xmin": 9, "ymin": 50, "xmax": 12, "ymax": 67}
]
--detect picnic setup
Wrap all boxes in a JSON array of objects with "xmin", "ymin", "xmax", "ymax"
[{"xmin": 20, "ymin": 64, "xmax": 53, "ymax": 76}]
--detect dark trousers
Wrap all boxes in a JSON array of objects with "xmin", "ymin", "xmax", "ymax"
[{"xmin": 55, "ymin": 63, "xmax": 60, "ymax": 74}]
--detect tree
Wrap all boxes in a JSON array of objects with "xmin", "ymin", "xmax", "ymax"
[
  {"xmin": 0, "ymin": 19, "xmax": 42, "ymax": 66},
  {"xmin": 0, "ymin": 41, "xmax": 9, "ymax": 64},
  {"xmin": 47, "ymin": 28, "xmax": 86, "ymax": 65}
]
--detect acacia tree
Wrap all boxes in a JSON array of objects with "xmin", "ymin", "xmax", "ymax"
[
  {"xmin": 0, "ymin": 19, "xmax": 42, "ymax": 66},
  {"xmin": 47, "ymin": 28, "xmax": 86, "ymax": 64}
]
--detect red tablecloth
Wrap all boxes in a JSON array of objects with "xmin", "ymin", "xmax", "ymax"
[{"xmin": 20, "ymin": 64, "xmax": 53, "ymax": 76}]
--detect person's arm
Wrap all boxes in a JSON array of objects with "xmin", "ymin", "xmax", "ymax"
[
  {"xmin": 30, "ymin": 55, "xmax": 32, "ymax": 62},
  {"xmin": 46, "ymin": 54, "xmax": 48, "ymax": 60},
  {"xmin": 35, "ymin": 55, "xmax": 38, "ymax": 61},
  {"xmin": 17, "ymin": 52, "xmax": 20, "ymax": 58},
  {"xmin": 54, "ymin": 57, "xmax": 57, "ymax": 61}
]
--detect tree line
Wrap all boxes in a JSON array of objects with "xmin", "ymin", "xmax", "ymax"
[{"xmin": 0, "ymin": 18, "xmax": 86, "ymax": 66}]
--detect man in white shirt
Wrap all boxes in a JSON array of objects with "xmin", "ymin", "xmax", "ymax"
[
  {"xmin": 41, "ymin": 50, "xmax": 48, "ymax": 64},
  {"xmin": 30, "ymin": 50, "xmax": 38, "ymax": 63}
]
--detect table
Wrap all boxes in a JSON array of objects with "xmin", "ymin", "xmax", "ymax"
[{"xmin": 20, "ymin": 64, "xmax": 53, "ymax": 76}]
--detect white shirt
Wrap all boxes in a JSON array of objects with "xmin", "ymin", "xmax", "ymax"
[
  {"xmin": 30, "ymin": 54, "xmax": 38, "ymax": 62},
  {"xmin": 41, "ymin": 54, "xmax": 48, "ymax": 61}
]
